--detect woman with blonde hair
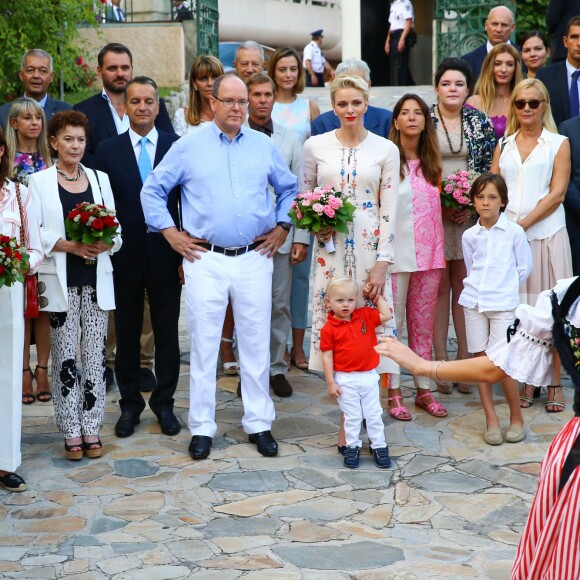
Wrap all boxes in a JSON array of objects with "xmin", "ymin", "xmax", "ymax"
[
  {"xmin": 6, "ymin": 97, "xmax": 52, "ymax": 405},
  {"xmin": 269, "ymin": 46, "xmax": 321, "ymax": 369},
  {"xmin": 303, "ymin": 75, "xmax": 399, "ymax": 450},
  {"xmin": 491, "ymin": 78, "xmax": 571, "ymax": 413},
  {"xmin": 173, "ymin": 55, "xmax": 224, "ymax": 136},
  {"xmin": 466, "ymin": 43, "xmax": 523, "ymax": 140}
]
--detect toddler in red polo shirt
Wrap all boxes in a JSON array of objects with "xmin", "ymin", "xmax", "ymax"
[{"xmin": 321, "ymin": 276, "xmax": 393, "ymax": 469}]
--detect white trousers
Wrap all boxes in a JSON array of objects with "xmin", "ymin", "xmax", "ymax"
[
  {"xmin": 184, "ymin": 250, "xmax": 275, "ymax": 436},
  {"xmin": 335, "ymin": 369, "xmax": 386, "ymax": 449},
  {"xmin": 0, "ymin": 284, "xmax": 24, "ymax": 471}
]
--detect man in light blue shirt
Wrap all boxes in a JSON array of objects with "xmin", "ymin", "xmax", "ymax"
[{"xmin": 141, "ymin": 74, "xmax": 298, "ymax": 461}]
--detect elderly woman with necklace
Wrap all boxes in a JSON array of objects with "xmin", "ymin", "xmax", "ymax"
[
  {"xmin": 430, "ymin": 57, "xmax": 496, "ymax": 396},
  {"xmin": 28, "ymin": 111, "xmax": 122, "ymax": 460}
]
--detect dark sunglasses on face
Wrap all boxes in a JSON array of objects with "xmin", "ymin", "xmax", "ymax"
[{"xmin": 513, "ymin": 99, "xmax": 544, "ymax": 110}]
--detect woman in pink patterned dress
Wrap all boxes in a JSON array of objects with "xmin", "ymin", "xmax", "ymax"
[{"xmin": 387, "ymin": 94, "xmax": 447, "ymax": 420}]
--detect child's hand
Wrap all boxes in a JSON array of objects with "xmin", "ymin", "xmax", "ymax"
[{"xmin": 327, "ymin": 382, "xmax": 341, "ymax": 399}]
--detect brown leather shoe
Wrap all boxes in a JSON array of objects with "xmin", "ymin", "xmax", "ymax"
[{"xmin": 270, "ymin": 374, "xmax": 292, "ymax": 397}]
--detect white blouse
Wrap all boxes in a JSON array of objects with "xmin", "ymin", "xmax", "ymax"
[
  {"xmin": 499, "ymin": 129, "xmax": 568, "ymax": 241},
  {"xmin": 173, "ymin": 108, "xmax": 209, "ymax": 137},
  {"xmin": 0, "ymin": 180, "xmax": 43, "ymax": 274}
]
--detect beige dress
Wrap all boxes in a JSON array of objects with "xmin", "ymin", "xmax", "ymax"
[
  {"xmin": 302, "ymin": 130, "xmax": 400, "ymax": 374},
  {"xmin": 437, "ymin": 128, "xmax": 475, "ymax": 261}
]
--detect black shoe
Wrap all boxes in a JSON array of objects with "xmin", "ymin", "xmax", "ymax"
[
  {"xmin": 104, "ymin": 366, "xmax": 115, "ymax": 388},
  {"xmin": 343, "ymin": 446, "xmax": 361, "ymax": 469},
  {"xmin": 115, "ymin": 411, "xmax": 140, "ymax": 438},
  {"xmin": 237, "ymin": 379, "xmax": 242, "ymax": 398},
  {"xmin": 139, "ymin": 368, "xmax": 157, "ymax": 393},
  {"xmin": 337, "ymin": 445, "xmax": 346, "ymax": 456},
  {"xmin": 270, "ymin": 374, "xmax": 293, "ymax": 397},
  {"xmin": 372, "ymin": 446, "xmax": 392, "ymax": 469},
  {"xmin": 248, "ymin": 430, "xmax": 278, "ymax": 457},
  {"xmin": 0, "ymin": 472, "xmax": 26, "ymax": 492},
  {"xmin": 189, "ymin": 435, "xmax": 212, "ymax": 460},
  {"xmin": 156, "ymin": 409, "xmax": 181, "ymax": 436}
]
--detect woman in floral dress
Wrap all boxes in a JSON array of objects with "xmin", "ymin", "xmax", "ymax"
[
  {"xmin": 303, "ymin": 75, "xmax": 399, "ymax": 383},
  {"xmin": 6, "ymin": 97, "xmax": 52, "ymax": 405}
]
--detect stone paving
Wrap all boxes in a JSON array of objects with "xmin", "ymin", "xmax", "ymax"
[
  {"xmin": 4, "ymin": 297, "xmax": 574, "ymax": 579},
  {"xmin": 3, "ymin": 84, "xmax": 574, "ymax": 578}
]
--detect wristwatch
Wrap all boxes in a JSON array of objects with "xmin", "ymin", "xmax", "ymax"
[{"xmin": 277, "ymin": 221, "xmax": 292, "ymax": 232}]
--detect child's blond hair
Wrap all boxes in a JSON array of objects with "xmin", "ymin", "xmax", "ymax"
[{"xmin": 326, "ymin": 276, "xmax": 357, "ymax": 298}]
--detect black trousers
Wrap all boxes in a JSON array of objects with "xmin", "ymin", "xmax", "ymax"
[
  {"xmin": 306, "ymin": 71, "xmax": 325, "ymax": 87},
  {"xmin": 389, "ymin": 30, "xmax": 415, "ymax": 86},
  {"xmin": 114, "ymin": 271, "xmax": 181, "ymax": 417}
]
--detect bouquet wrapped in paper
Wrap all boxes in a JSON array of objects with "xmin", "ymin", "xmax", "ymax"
[
  {"xmin": 288, "ymin": 186, "xmax": 356, "ymax": 253},
  {"xmin": 64, "ymin": 202, "xmax": 119, "ymax": 264},
  {"xmin": 440, "ymin": 169, "xmax": 478, "ymax": 213},
  {"xmin": 0, "ymin": 235, "xmax": 30, "ymax": 288}
]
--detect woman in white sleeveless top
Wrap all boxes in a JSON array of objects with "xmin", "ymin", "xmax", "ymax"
[{"xmin": 491, "ymin": 78, "xmax": 572, "ymax": 413}]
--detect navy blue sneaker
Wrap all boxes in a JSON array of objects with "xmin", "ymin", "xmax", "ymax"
[
  {"xmin": 337, "ymin": 445, "xmax": 346, "ymax": 456},
  {"xmin": 343, "ymin": 446, "xmax": 361, "ymax": 468},
  {"xmin": 372, "ymin": 446, "xmax": 392, "ymax": 469}
]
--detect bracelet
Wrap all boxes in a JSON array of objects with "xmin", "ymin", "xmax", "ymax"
[{"xmin": 433, "ymin": 360, "xmax": 444, "ymax": 382}]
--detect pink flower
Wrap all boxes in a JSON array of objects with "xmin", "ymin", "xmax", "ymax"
[
  {"xmin": 448, "ymin": 173, "xmax": 458, "ymax": 181},
  {"xmin": 312, "ymin": 203, "xmax": 324, "ymax": 214},
  {"xmin": 458, "ymin": 195, "xmax": 469, "ymax": 205},
  {"xmin": 302, "ymin": 199, "xmax": 311, "ymax": 207},
  {"xmin": 461, "ymin": 181, "xmax": 471, "ymax": 190},
  {"xmin": 290, "ymin": 201, "xmax": 297, "ymax": 209},
  {"xmin": 296, "ymin": 210, "xmax": 302, "ymax": 219},
  {"xmin": 444, "ymin": 184, "xmax": 453, "ymax": 193},
  {"xmin": 452, "ymin": 190, "xmax": 462, "ymax": 200},
  {"xmin": 323, "ymin": 206, "xmax": 335, "ymax": 218}
]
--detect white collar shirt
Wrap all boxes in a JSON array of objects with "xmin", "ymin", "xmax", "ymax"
[
  {"xmin": 459, "ymin": 212, "xmax": 532, "ymax": 312},
  {"xmin": 129, "ymin": 126, "xmax": 158, "ymax": 166},
  {"xmin": 102, "ymin": 89, "xmax": 130, "ymax": 135}
]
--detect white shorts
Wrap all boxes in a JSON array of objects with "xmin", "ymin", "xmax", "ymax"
[{"xmin": 463, "ymin": 308, "xmax": 516, "ymax": 354}]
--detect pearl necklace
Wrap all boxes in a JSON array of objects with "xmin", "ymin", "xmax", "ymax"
[
  {"xmin": 56, "ymin": 162, "xmax": 83, "ymax": 182},
  {"xmin": 437, "ymin": 104, "xmax": 464, "ymax": 155}
]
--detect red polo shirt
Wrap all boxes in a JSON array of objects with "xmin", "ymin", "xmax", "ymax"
[{"xmin": 320, "ymin": 307, "xmax": 381, "ymax": 372}]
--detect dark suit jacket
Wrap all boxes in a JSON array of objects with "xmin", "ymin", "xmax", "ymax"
[
  {"xmin": 74, "ymin": 93, "xmax": 175, "ymax": 167},
  {"xmin": 547, "ymin": 0, "xmax": 580, "ymax": 63},
  {"xmin": 559, "ymin": 115, "xmax": 580, "ymax": 241},
  {"xmin": 537, "ymin": 61, "xmax": 569, "ymax": 128},
  {"xmin": 461, "ymin": 42, "xmax": 522, "ymax": 82},
  {"xmin": 0, "ymin": 95, "xmax": 71, "ymax": 132},
  {"xmin": 311, "ymin": 104, "xmax": 393, "ymax": 138},
  {"xmin": 94, "ymin": 130, "xmax": 181, "ymax": 281},
  {"xmin": 104, "ymin": 4, "xmax": 125, "ymax": 22}
]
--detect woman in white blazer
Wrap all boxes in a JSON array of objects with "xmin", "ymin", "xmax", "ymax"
[
  {"xmin": 28, "ymin": 111, "xmax": 122, "ymax": 461},
  {"xmin": 0, "ymin": 129, "xmax": 43, "ymax": 492}
]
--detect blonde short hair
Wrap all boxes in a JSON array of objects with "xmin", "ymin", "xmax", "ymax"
[
  {"xmin": 330, "ymin": 75, "xmax": 369, "ymax": 103},
  {"xmin": 326, "ymin": 275, "xmax": 357, "ymax": 297}
]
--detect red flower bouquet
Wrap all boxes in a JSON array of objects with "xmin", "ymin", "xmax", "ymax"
[
  {"xmin": 0, "ymin": 235, "xmax": 30, "ymax": 288},
  {"xmin": 440, "ymin": 170, "xmax": 478, "ymax": 212},
  {"xmin": 289, "ymin": 186, "xmax": 356, "ymax": 253},
  {"xmin": 64, "ymin": 202, "xmax": 119, "ymax": 264}
]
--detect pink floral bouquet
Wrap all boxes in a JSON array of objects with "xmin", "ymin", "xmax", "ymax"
[
  {"xmin": 440, "ymin": 170, "xmax": 478, "ymax": 212},
  {"xmin": 289, "ymin": 186, "xmax": 356, "ymax": 253}
]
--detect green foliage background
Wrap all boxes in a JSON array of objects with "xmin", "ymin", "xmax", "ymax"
[
  {"xmin": 515, "ymin": 0, "xmax": 549, "ymax": 44},
  {"xmin": 0, "ymin": 0, "xmax": 99, "ymax": 102}
]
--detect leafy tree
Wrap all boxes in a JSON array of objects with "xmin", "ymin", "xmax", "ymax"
[
  {"xmin": 0, "ymin": 0, "xmax": 99, "ymax": 102},
  {"xmin": 515, "ymin": 0, "xmax": 550, "ymax": 44}
]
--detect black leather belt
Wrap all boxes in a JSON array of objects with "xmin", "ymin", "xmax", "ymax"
[{"xmin": 199, "ymin": 241, "xmax": 259, "ymax": 257}]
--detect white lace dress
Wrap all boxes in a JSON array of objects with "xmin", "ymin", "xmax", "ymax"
[{"xmin": 173, "ymin": 108, "xmax": 209, "ymax": 137}]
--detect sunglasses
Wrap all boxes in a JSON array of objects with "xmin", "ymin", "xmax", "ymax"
[{"xmin": 513, "ymin": 99, "xmax": 544, "ymax": 110}]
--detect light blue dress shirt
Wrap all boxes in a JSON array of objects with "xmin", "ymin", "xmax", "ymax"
[{"xmin": 141, "ymin": 121, "xmax": 298, "ymax": 248}]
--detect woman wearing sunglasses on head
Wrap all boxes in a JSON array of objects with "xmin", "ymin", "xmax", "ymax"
[{"xmin": 491, "ymin": 78, "xmax": 572, "ymax": 413}]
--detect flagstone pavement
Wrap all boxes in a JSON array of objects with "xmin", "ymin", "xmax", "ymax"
[
  {"xmin": 2, "ymin": 85, "xmax": 574, "ymax": 578},
  {"xmin": 5, "ymin": 291, "xmax": 574, "ymax": 580}
]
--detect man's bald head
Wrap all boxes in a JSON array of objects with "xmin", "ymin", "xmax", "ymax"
[{"xmin": 484, "ymin": 6, "xmax": 515, "ymax": 46}]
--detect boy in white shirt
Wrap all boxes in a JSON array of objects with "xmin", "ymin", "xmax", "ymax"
[{"xmin": 459, "ymin": 173, "xmax": 532, "ymax": 445}]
